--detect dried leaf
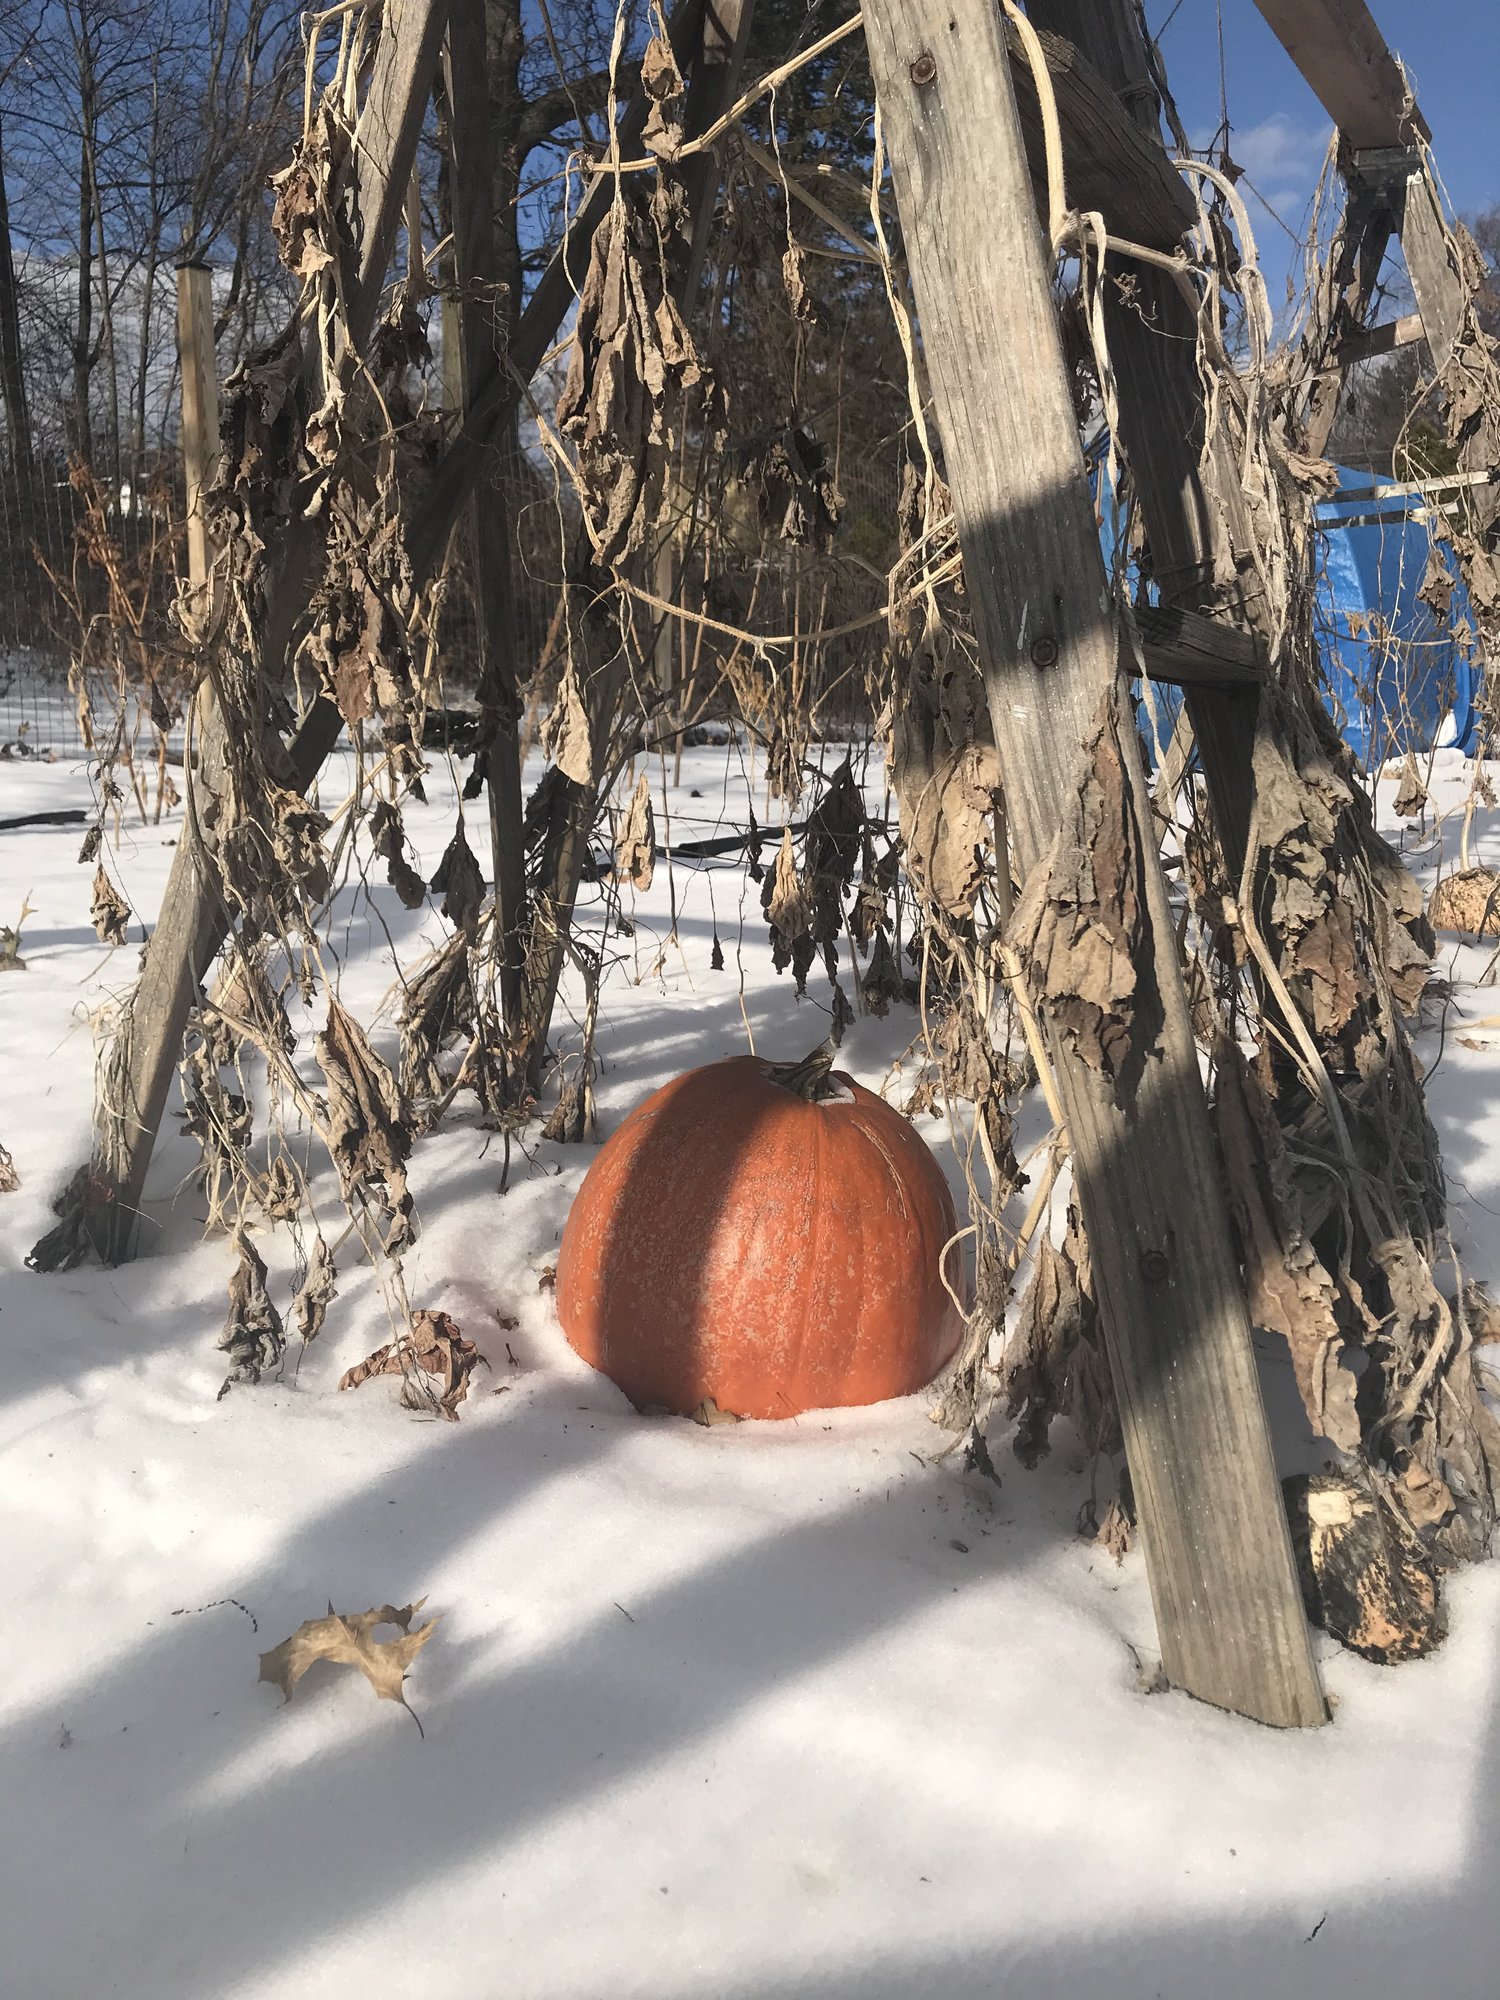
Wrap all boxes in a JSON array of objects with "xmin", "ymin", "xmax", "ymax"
[
  {"xmin": 740, "ymin": 424, "xmax": 842, "ymax": 551},
  {"xmin": 763, "ymin": 827, "xmax": 813, "ymax": 990},
  {"xmin": 292, "ymin": 1233, "xmax": 337, "ymax": 1345},
  {"xmin": 1430, "ymin": 867, "xmax": 1500, "ymax": 937},
  {"xmin": 890, "ymin": 611, "xmax": 998, "ymax": 919},
  {"xmin": 781, "ymin": 242, "xmax": 821, "ymax": 325},
  {"xmin": 90, "ymin": 866, "xmax": 129, "ymax": 947},
  {"xmin": 1094, "ymin": 1493, "xmax": 1133, "ymax": 1563},
  {"xmin": 640, "ymin": 32, "xmax": 684, "ymax": 101},
  {"xmin": 370, "ymin": 799, "xmax": 427, "ymax": 910},
  {"xmin": 1002, "ymin": 1206, "xmax": 1116, "ymax": 1466},
  {"xmin": 614, "ymin": 772, "xmax": 656, "ymax": 891},
  {"xmin": 543, "ymin": 662, "xmax": 594, "ymax": 787},
  {"xmin": 1392, "ymin": 753, "xmax": 1428, "ymax": 819},
  {"xmin": 258, "ymin": 1598, "xmax": 438, "ymax": 1729},
  {"xmin": 316, "ymin": 999, "xmax": 414, "ymax": 1253},
  {"xmin": 430, "ymin": 820, "xmax": 485, "ymax": 939},
  {"xmin": 541, "ymin": 1070, "xmax": 596, "ymax": 1144},
  {"xmin": 339, "ymin": 1308, "xmax": 489, "ymax": 1419},
  {"xmin": 692, "ymin": 1397, "xmax": 741, "ymax": 1426},
  {"xmin": 556, "ymin": 187, "xmax": 724, "ymax": 566},
  {"xmin": 1284, "ymin": 1473, "xmax": 1443, "ymax": 1664},
  {"xmin": 398, "ymin": 932, "xmax": 475, "ymax": 1105},
  {"xmin": 1011, "ymin": 689, "xmax": 1159, "ymax": 1099},
  {"xmin": 218, "ymin": 1231, "xmax": 286, "ymax": 1398},
  {"xmin": 1214, "ymin": 1039, "xmax": 1360, "ymax": 1450}
]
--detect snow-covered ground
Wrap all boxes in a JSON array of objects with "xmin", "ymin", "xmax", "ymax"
[{"xmin": 3, "ymin": 735, "xmax": 1499, "ymax": 1999}]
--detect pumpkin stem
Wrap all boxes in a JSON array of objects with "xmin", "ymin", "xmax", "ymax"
[{"xmin": 767, "ymin": 1044, "xmax": 839, "ymax": 1102}]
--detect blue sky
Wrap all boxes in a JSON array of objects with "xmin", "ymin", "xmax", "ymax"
[{"xmin": 1147, "ymin": 0, "xmax": 1499, "ymax": 310}]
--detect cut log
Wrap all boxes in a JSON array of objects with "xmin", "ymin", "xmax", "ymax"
[{"xmin": 860, "ymin": 0, "xmax": 1325, "ymax": 1725}]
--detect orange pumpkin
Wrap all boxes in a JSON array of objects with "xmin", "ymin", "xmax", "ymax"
[{"xmin": 556, "ymin": 1052, "xmax": 966, "ymax": 1419}]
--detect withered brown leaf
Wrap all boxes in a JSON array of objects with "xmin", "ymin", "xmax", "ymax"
[
  {"xmin": 614, "ymin": 772, "xmax": 656, "ymax": 892},
  {"xmin": 291, "ymin": 1232, "xmax": 337, "ymax": 1345},
  {"xmin": 339, "ymin": 1308, "xmax": 488, "ymax": 1419},
  {"xmin": 218, "ymin": 1231, "xmax": 287, "ymax": 1399},
  {"xmin": 430, "ymin": 820, "xmax": 485, "ymax": 939},
  {"xmin": 90, "ymin": 866, "xmax": 130, "ymax": 947},
  {"xmin": 316, "ymin": 999, "xmax": 414, "ymax": 1253},
  {"xmin": 258, "ymin": 1598, "xmax": 439, "ymax": 1730}
]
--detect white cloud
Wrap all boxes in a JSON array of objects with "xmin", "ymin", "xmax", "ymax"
[{"xmin": 1230, "ymin": 112, "xmax": 1334, "ymax": 188}]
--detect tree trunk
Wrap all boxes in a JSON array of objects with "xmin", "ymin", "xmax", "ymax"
[{"xmin": 0, "ymin": 115, "xmax": 34, "ymax": 504}]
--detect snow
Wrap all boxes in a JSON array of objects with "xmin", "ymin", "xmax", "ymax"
[{"xmin": 3, "ymin": 736, "xmax": 1500, "ymax": 1999}]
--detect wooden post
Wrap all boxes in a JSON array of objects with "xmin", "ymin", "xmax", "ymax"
[
  {"xmin": 442, "ymin": 11, "xmax": 529, "ymax": 1059},
  {"xmin": 175, "ymin": 262, "xmax": 218, "ymax": 629},
  {"xmin": 513, "ymin": 0, "xmax": 757, "ymax": 1093},
  {"xmin": 860, "ymin": 0, "xmax": 1324, "ymax": 1726},
  {"xmin": 83, "ymin": 0, "xmax": 451, "ymax": 1263}
]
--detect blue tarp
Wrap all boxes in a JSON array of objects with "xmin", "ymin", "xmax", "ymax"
[
  {"xmin": 1121, "ymin": 463, "xmax": 1483, "ymax": 775},
  {"xmin": 1316, "ymin": 465, "xmax": 1482, "ymax": 765}
]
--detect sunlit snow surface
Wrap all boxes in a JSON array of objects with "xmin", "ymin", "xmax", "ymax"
[{"xmin": 2, "ymin": 736, "xmax": 1498, "ymax": 1999}]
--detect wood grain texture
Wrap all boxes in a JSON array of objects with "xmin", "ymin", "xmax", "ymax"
[
  {"xmin": 861, "ymin": 0, "xmax": 1324, "ymax": 1726},
  {"xmin": 1133, "ymin": 605, "xmax": 1263, "ymax": 688},
  {"xmin": 1251, "ymin": 0, "xmax": 1427, "ymax": 150},
  {"xmin": 174, "ymin": 264, "xmax": 218, "ymax": 611},
  {"xmin": 1005, "ymin": 22, "xmax": 1195, "ymax": 251},
  {"xmin": 1400, "ymin": 169, "xmax": 1467, "ymax": 373}
]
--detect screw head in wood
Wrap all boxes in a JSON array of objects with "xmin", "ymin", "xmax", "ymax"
[
  {"xmin": 909, "ymin": 51, "xmax": 938, "ymax": 86},
  {"xmin": 1140, "ymin": 1247, "xmax": 1170, "ymax": 1284},
  {"xmin": 1029, "ymin": 634, "xmax": 1059, "ymax": 668}
]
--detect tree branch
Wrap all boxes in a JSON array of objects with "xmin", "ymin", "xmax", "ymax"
[{"xmin": 518, "ymin": 62, "xmax": 642, "ymax": 159}]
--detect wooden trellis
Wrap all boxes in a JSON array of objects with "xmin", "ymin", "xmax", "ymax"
[{"xmin": 52, "ymin": 0, "xmax": 1498, "ymax": 1728}]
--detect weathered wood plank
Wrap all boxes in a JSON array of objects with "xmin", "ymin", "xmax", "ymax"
[
  {"xmin": 1005, "ymin": 22, "xmax": 1196, "ymax": 251},
  {"xmin": 860, "ymin": 0, "xmax": 1325, "ymax": 1726},
  {"xmin": 174, "ymin": 262, "xmax": 218, "ymax": 622},
  {"xmin": 1252, "ymin": 0, "xmax": 1428, "ymax": 149},
  {"xmin": 1400, "ymin": 167, "xmax": 1468, "ymax": 372},
  {"xmin": 1133, "ymin": 605, "xmax": 1264, "ymax": 689}
]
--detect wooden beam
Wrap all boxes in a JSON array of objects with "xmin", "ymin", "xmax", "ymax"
[
  {"xmin": 1006, "ymin": 23, "xmax": 1196, "ymax": 251},
  {"xmin": 174, "ymin": 263, "xmax": 218, "ymax": 628},
  {"xmin": 1133, "ymin": 605, "xmax": 1264, "ymax": 689},
  {"xmin": 1333, "ymin": 309, "xmax": 1424, "ymax": 366},
  {"xmin": 1252, "ymin": 0, "xmax": 1428, "ymax": 150},
  {"xmin": 861, "ymin": 0, "xmax": 1325, "ymax": 1726},
  {"xmin": 1400, "ymin": 166, "xmax": 1467, "ymax": 371}
]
